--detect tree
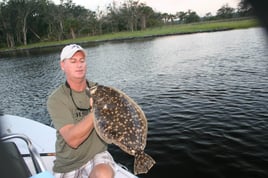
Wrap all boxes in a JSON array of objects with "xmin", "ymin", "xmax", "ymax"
[
  {"xmin": 45, "ymin": 2, "xmax": 65, "ymax": 41},
  {"xmin": 176, "ymin": 10, "xmax": 200, "ymax": 24},
  {"xmin": 203, "ymin": 12, "xmax": 215, "ymax": 21},
  {"xmin": 162, "ymin": 13, "xmax": 169, "ymax": 23},
  {"xmin": 176, "ymin": 11, "xmax": 187, "ymax": 23},
  {"xmin": 136, "ymin": 3, "xmax": 154, "ymax": 30},
  {"xmin": 216, "ymin": 3, "xmax": 235, "ymax": 19},
  {"xmin": 184, "ymin": 10, "xmax": 200, "ymax": 23},
  {"xmin": 106, "ymin": 1, "xmax": 122, "ymax": 33},
  {"xmin": 237, "ymin": 0, "xmax": 255, "ymax": 17},
  {"xmin": 121, "ymin": 0, "xmax": 140, "ymax": 32},
  {"xmin": 0, "ymin": 0, "xmax": 15, "ymax": 47},
  {"xmin": 13, "ymin": 0, "xmax": 39, "ymax": 45}
]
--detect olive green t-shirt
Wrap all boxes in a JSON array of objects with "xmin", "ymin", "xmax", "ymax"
[{"xmin": 47, "ymin": 83, "xmax": 107, "ymax": 173}]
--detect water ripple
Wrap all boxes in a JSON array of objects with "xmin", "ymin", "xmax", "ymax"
[{"xmin": 1, "ymin": 28, "xmax": 268, "ymax": 178}]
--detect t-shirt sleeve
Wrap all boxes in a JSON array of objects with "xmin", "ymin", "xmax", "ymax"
[{"xmin": 47, "ymin": 88, "xmax": 73, "ymax": 130}]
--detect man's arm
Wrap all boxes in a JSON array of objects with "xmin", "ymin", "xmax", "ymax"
[{"xmin": 59, "ymin": 111, "xmax": 94, "ymax": 149}]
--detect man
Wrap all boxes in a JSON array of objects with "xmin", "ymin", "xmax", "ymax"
[{"xmin": 47, "ymin": 44, "xmax": 115, "ymax": 178}]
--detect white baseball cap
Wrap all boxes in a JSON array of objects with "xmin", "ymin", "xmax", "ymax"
[{"xmin": 60, "ymin": 44, "xmax": 86, "ymax": 61}]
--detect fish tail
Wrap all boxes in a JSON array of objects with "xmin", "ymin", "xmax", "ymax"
[{"xmin": 134, "ymin": 152, "xmax": 156, "ymax": 175}]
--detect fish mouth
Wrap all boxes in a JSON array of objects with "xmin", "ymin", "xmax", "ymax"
[{"xmin": 87, "ymin": 84, "xmax": 98, "ymax": 95}]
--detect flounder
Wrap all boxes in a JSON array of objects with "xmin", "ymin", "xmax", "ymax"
[{"xmin": 88, "ymin": 84, "xmax": 155, "ymax": 175}]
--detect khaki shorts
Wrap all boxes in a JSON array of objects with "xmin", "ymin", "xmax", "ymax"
[{"xmin": 54, "ymin": 151, "xmax": 117, "ymax": 178}]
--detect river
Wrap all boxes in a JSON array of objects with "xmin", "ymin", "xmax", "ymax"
[{"xmin": 0, "ymin": 27, "xmax": 268, "ymax": 178}]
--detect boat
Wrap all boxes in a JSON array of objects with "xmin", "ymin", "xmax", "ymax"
[{"xmin": 0, "ymin": 114, "xmax": 139, "ymax": 178}]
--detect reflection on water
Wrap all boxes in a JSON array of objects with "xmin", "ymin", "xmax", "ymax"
[{"xmin": 1, "ymin": 27, "xmax": 268, "ymax": 178}]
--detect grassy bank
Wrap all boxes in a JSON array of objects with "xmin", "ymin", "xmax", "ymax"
[{"xmin": 0, "ymin": 18, "xmax": 260, "ymax": 52}]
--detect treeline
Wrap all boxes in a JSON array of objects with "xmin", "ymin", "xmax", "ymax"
[{"xmin": 0, "ymin": 0, "xmax": 254, "ymax": 48}]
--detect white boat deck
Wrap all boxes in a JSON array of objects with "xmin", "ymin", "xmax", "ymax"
[{"xmin": 0, "ymin": 114, "xmax": 138, "ymax": 178}]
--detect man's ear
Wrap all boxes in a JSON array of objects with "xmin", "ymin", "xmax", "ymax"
[{"xmin": 60, "ymin": 61, "xmax": 64, "ymax": 71}]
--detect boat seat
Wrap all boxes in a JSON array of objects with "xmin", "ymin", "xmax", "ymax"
[{"xmin": 0, "ymin": 141, "xmax": 32, "ymax": 178}]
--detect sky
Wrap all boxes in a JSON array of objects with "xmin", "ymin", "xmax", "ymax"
[{"xmin": 54, "ymin": 0, "xmax": 240, "ymax": 16}]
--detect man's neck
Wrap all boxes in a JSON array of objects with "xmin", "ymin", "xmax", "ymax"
[{"xmin": 67, "ymin": 79, "xmax": 87, "ymax": 92}]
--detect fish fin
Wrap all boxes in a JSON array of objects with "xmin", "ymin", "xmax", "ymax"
[{"xmin": 133, "ymin": 152, "xmax": 156, "ymax": 175}]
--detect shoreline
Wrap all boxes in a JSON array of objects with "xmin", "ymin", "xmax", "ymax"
[
  {"xmin": 1, "ymin": 17, "xmax": 260, "ymax": 57},
  {"xmin": 0, "ymin": 28, "xmax": 234, "ymax": 57}
]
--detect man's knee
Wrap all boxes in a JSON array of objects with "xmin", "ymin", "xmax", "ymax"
[{"xmin": 90, "ymin": 163, "xmax": 114, "ymax": 178}]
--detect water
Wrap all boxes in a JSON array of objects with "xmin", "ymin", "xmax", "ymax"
[{"xmin": 0, "ymin": 27, "xmax": 268, "ymax": 178}]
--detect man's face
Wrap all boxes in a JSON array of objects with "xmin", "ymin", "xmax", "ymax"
[{"xmin": 60, "ymin": 51, "xmax": 87, "ymax": 80}]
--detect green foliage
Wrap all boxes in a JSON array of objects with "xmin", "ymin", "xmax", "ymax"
[
  {"xmin": 0, "ymin": 0, "xmax": 256, "ymax": 49},
  {"xmin": 0, "ymin": 18, "xmax": 259, "ymax": 52}
]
